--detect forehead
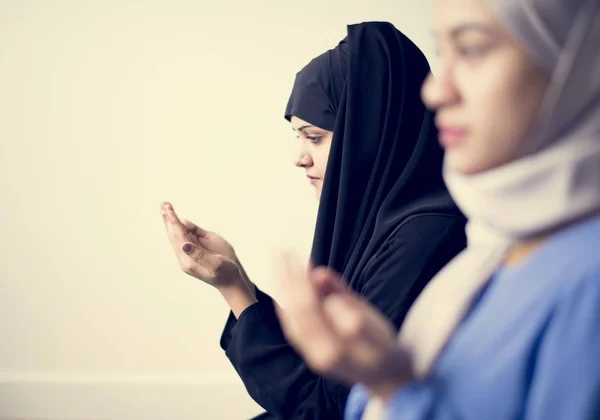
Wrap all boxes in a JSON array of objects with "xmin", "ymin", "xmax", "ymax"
[
  {"xmin": 434, "ymin": 0, "xmax": 497, "ymax": 32},
  {"xmin": 290, "ymin": 116, "xmax": 310, "ymax": 128},
  {"xmin": 290, "ymin": 116, "xmax": 329, "ymax": 133}
]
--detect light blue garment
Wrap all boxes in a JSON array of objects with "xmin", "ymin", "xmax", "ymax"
[{"xmin": 346, "ymin": 215, "xmax": 600, "ymax": 420}]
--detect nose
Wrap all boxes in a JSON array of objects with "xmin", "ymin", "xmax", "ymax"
[
  {"xmin": 294, "ymin": 143, "xmax": 312, "ymax": 168},
  {"xmin": 421, "ymin": 67, "xmax": 460, "ymax": 111}
]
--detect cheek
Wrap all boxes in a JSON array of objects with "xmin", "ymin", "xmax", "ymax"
[
  {"xmin": 315, "ymin": 141, "xmax": 333, "ymax": 177},
  {"xmin": 314, "ymin": 154, "xmax": 327, "ymax": 176},
  {"xmin": 453, "ymin": 57, "xmax": 547, "ymax": 173},
  {"xmin": 421, "ymin": 73, "xmax": 436, "ymax": 109}
]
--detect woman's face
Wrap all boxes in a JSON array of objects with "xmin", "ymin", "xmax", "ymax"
[
  {"xmin": 422, "ymin": 0, "xmax": 551, "ymax": 175},
  {"xmin": 291, "ymin": 116, "xmax": 333, "ymax": 200}
]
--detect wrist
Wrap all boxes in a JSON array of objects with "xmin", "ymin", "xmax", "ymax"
[
  {"xmin": 218, "ymin": 281, "xmax": 258, "ymax": 318},
  {"xmin": 234, "ymin": 260, "xmax": 256, "ymax": 296},
  {"xmin": 365, "ymin": 378, "xmax": 407, "ymax": 403},
  {"xmin": 365, "ymin": 348, "xmax": 414, "ymax": 403}
]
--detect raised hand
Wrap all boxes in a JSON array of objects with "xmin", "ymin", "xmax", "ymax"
[
  {"xmin": 160, "ymin": 202, "xmax": 243, "ymax": 290},
  {"xmin": 275, "ymin": 253, "xmax": 414, "ymax": 401}
]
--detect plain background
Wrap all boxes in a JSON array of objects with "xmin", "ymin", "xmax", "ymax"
[{"xmin": 0, "ymin": 1, "xmax": 436, "ymax": 418}]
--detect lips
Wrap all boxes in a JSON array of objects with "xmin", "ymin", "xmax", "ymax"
[
  {"xmin": 438, "ymin": 127, "xmax": 467, "ymax": 148},
  {"xmin": 307, "ymin": 175, "xmax": 320, "ymax": 184}
]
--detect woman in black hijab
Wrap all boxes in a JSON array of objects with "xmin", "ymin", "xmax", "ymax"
[{"xmin": 160, "ymin": 22, "xmax": 466, "ymax": 419}]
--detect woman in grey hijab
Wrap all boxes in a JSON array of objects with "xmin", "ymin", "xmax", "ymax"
[{"xmin": 274, "ymin": 0, "xmax": 600, "ymax": 418}]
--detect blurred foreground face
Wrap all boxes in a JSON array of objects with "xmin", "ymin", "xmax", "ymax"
[{"xmin": 422, "ymin": 0, "xmax": 551, "ymax": 175}]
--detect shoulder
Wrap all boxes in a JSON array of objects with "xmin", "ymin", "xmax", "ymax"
[
  {"xmin": 539, "ymin": 215, "xmax": 600, "ymax": 287},
  {"xmin": 363, "ymin": 213, "xmax": 466, "ymax": 281},
  {"xmin": 378, "ymin": 213, "xmax": 466, "ymax": 255},
  {"xmin": 537, "ymin": 220, "xmax": 600, "ymax": 349},
  {"xmin": 518, "ymin": 215, "xmax": 600, "ymax": 306},
  {"xmin": 357, "ymin": 213, "xmax": 467, "ymax": 322}
]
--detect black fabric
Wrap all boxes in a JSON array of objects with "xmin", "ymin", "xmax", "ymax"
[
  {"xmin": 219, "ymin": 22, "xmax": 467, "ymax": 419},
  {"xmin": 284, "ymin": 39, "xmax": 348, "ymax": 132},
  {"xmin": 224, "ymin": 217, "xmax": 465, "ymax": 419},
  {"xmin": 306, "ymin": 22, "xmax": 462, "ymax": 283},
  {"xmin": 248, "ymin": 412, "xmax": 275, "ymax": 420}
]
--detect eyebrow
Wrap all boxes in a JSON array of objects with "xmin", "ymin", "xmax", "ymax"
[
  {"xmin": 292, "ymin": 124, "xmax": 315, "ymax": 132},
  {"xmin": 431, "ymin": 22, "xmax": 496, "ymax": 39},
  {"xmin": 450, "ymin": 22, "xmax": 496, "ymax": 39}
]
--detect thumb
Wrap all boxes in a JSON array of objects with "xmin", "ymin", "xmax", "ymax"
[
  {"xmin": 182, "ymin": 218, "xmax": 209, "ymax": 238},
  {"xmin": 311, "ymin": 267, "xmax": 347, "ymax": 298},
  {"xmin": 322, "ymin": 292, "xmax": 371, "ymax": 337},
  {"xmin": 181, "ymin": 242, "xmax": 222, "ymax": 277}
]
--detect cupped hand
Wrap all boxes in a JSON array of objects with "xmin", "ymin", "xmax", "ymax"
[{"xmin": 160, "ymin": 202, "xmax": 243, "ymax": 290}]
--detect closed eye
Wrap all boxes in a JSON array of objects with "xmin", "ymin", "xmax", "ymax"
[{"xmin": 457, "ymin": 44, "xmax": 492, "ymax": 58}]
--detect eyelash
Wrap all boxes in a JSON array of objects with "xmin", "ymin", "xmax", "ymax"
[
  {"xmin": 296, "ymin": 134, "xmax": 322, "ymax": 144},
  {"xmin": 458, "ymin": 46, "xmax": 487, "ymax": 58},
  {"xmin": 433, "ymin": 45, "xmax": 489, "ymax": 59}
]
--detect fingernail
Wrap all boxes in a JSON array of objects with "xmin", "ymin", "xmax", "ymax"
[{"xmin": 182, "ymin": 243, "xmax": 193, "ymax": 253}]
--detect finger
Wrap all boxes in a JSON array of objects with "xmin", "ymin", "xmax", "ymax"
[
  {"xmin": 276, "ymin": 297, "xmax": 342, "ymax": 368},
  {"xmin": 187, "ymin": 231, "xmax": 200, "ymax": 244},
  {"xmin": 160, "ymin": 202, "xmax": 170, "ymax": 226},
  {"xmin": 160, "ymin": 202, "xmax": 181, "ymax": 244},
  {"xmin": 322, "ymin": 293, "xmax": 367, "ymax": 338},
  {"xmin": 274, "ymin": 303, "xmax": 296, "ymax": 339},
  {"xmin": 311, "ymin": 267, "xmax": 347, "ymax": 298},
  {"xmin": 181, "ymin": 218, "xmax": 209, "ymax": 239},
  {"xmin": 276, "ymin": 252, "xmax": 298, "ymax": 312},
  {"xmin": 276, "ymin": 251, "xmax": 342, "ymax": 354},
  {"xmin": 275, "ymin": 252, "xmax": 314, "ymax": 328},
  {"xmin": 181, "ymin": 242, "xmax": 221, "ymax": 277},
  {"xmin": 163, "ymin": 205, "xmax": 189, "ymax": 245},
  {"xmin": 278, "ymin": 251, "xmax": 303, "ymax": 292},
  {"xmin": 321, "ymin": 293, "xmax": 403, "ymax": 383},
  {"xmin": 324, "ymin": 293, "xmax": 396, "ymax": 350},
  {"xmin": 277, "ymin": 251, "xmax": 314, "ymax": 307},
  {"xmin": 163, "ymin": 203, "xmax": 182, "ymax": 225}
]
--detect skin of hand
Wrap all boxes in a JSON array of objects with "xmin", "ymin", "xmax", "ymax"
[
  {"xmin": 160, "ymin": 202, "xmax": 257, "ymax": 317},
  {"xmin": 275, "ymin": 253, "xmax": 414, "ymax": 402}
]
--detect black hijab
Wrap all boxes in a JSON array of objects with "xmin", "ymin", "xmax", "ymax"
[{"xmin": 285, "ymin": 21, "xmax": 461, "ymax": 286}]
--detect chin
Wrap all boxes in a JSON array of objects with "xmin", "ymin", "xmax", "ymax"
[
  {"xmin": 315, "ymin": 188, "xmax": 322, "ymax": 200},
  {"xmin": 447, "ymin": 150, "xmax": 498, "ymax": 176}
]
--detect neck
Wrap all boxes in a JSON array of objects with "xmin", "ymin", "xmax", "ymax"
[
  {"xmin": 503, "ymin": 210, "xmax": 600, "ymax": 266},
  {"xmin": 504, "ymin": 236, "xmax": 549, "ymax": 266}
]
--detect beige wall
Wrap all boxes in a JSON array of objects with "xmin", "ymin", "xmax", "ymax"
[{"xmin": 0, "ymin": 1, "xmax": 435, "ymax": 418}]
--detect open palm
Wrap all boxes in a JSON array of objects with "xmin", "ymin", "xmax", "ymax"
[
  {"xmin": 161, "ymin": 202, "xmax": 243, "ymax": 289},
  {"xmin": 181, "ymin": 219, "xmax": 237, "ymax": 262}
]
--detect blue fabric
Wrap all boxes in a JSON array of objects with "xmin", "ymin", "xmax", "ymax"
[{"xmin": 346, "ymin": 215, "xmax": 600, "ymax": 420}]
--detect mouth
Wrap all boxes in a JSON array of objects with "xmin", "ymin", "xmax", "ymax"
[
  {"xmin": 438, "ymin": 126, "xmax": 467, "ymax": 148},
  {"xmin": 306, "ymin": 175, "xmax": 320, "ymax": 185}
]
